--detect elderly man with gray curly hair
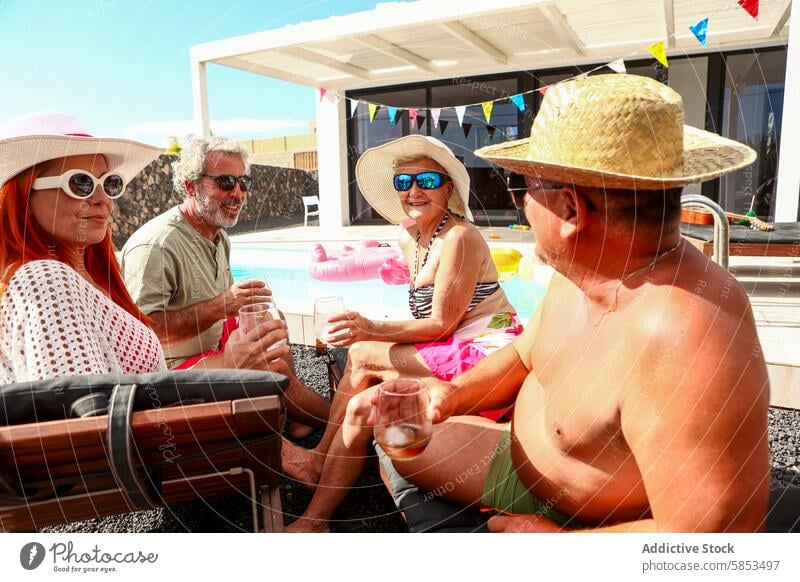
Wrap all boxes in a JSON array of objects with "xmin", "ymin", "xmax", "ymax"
[{"xmin": 122, "ymin": 137, "xmax": 329, "ymax": 434}]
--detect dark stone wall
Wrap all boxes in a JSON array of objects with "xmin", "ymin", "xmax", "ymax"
[{"xmin": 111, "ymin": 154, "xmax": 318, "ymax": 247}]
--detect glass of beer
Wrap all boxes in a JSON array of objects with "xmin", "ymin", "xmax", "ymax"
[
  {"xmin": 238, "ymin": 301, "xmax": 286, "ymax": 350},
  {"xmin": 373, "ymin": 379, "xmax": 432, "ymax": 461},
  {"xmin": 313, "ymin": 296, "xmax": 344, "ymax": 348}
]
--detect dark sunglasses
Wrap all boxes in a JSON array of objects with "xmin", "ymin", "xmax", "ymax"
[
  {"xmin": 32, "ymin": 170, "xmax": 127, "ymax": 200},
  {"xmin": 202, "ymin": 174, "xmax": 253, "ymax": 192},
  {"xmin": 506, "ymin": 173, "xmax": 528, "ymax": 209},
  {"xmin": 393, "ymin": 171, "xmax": 449, "ymax": 191}
]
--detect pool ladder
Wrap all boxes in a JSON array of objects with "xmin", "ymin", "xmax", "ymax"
[{"xmin": 681, "ymin": 194, "xmax": 729, "ymax": 270}]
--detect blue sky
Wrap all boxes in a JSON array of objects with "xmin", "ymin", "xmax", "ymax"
[{"xmin": 0, "ymin": 0, "xmax": 386, "ymax": 145}]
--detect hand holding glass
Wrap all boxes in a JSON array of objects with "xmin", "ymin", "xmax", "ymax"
[
  {"xmin": 313, "ymin": 296, "xmax": 345, "ymax": 346},
  {"xmin": 238, "ymin": 302, "xmax": 286, "ymax": 351},
  {"xmin": 373, "ymin": 379, "xmax": 432, "ymax": 461}
]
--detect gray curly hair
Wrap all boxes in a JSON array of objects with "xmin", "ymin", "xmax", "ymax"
[{"xmin": 171, "ymin": 136, "xmax": 250, "ymax": 197}]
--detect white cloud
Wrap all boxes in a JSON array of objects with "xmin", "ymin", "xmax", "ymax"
[{"xmin": 125, "ymin": 117, "xmax": 309, "ymax": 145}]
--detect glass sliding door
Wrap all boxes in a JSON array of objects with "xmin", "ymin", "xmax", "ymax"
[{"xmin": 719, "ymin": 49, "xmax": 786, "ymax": 219}]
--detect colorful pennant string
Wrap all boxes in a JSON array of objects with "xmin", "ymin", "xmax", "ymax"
[
  {"xmin": 408, "ymin": 108, "xmax": 418, "ymax": 126},
  {"xmin": 319, "ymin": 88, "xmax": 327, "ymax": 102},
  {"xmin": 607, "ymin": 58, "xmax": 627, "ymax": 73},
  {"xmin": 454, "ymin": 106, "xmax": 466, "ymax": 126},
  {"xmin": 387, "ymin": 106, "xmax": 399, "ymax": 125},
  {"xmin": 430, "ymin": 108, "xmax": 441, "ymax": 128},
  {"xmin": 738, "ymin": 0, "xmax": 759, "ymax": 19},
  {"xmin": 487, "ymin": 125, "xmax": 496, "ymax": 141},
  {"xmin": 350, "ymin": 99, "xmax": 359, "ymax": 116},
  {"xmin": 647, "ymin": 41, "xmax": 669, "ymax": 68},
  {"xmin": 368, "ymin": 103, "xmax": 379, "ymax": 122},
  {"xmin": 416, "ymin": 114, "xmax": 426, "ymax": 130},
  {"xmin": 462, "ymin": 123, "xmax": 472, "ymax": 139},
  {"xmin": 690, "ymin": 18, "xmax": 708, "ymax": 47},
  {"xmin": 509, "ymin": 94, "xmax": 525, "ymax": 112},
  {"xmin": 481, "ymin": 101, "xmax": 494, "ymax": 123},
  {"xmin": 439, "ymin": 119, "xmax": 449, "ymax": 134}
]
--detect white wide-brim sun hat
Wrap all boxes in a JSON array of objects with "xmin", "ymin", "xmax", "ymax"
[
  {"xmin": 0, "ymin": 111, "xmax": 163, "ymax": 187},
  {"xmin": 355, "ymin": 135, "xmax": 473, "ymax": 224}
]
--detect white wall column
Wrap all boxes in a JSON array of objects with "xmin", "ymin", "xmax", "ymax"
[
  {"xmin": 315, "ymin": 90, "xmax": 350, "ymax": 228},
  {"xmin": 775, "ymin": 0, "xmax": 800, "ymax": 222},
  {"xmin": 191, "ymin": 60, "xmax": 211, "ymax": 138}
]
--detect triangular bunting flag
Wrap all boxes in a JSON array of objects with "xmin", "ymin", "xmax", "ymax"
[
  {"xmin": 738, "ymin": 0, "xmax": 759, "ymax": 19},
  {"xmin": 607, "ymin": 58, "xmax": 626, "ymax": 74},
  {"xmin": 431, "ymin": 108, "xmax": 441, "ymax": 128},
  {"xmin": 387, "ymin": 107, "xmax": 399, "ymax": 125},
  {"xmin": 538, "ymin": 86, "xmax": 549, "ymax": 96},
  {"xmin": 408, "ymin": 108, "xmax": 418, "ymax": 127},
  {"xmin": 416, "ymin": 114, "xmax": 426, "ymax": 130},
  {"xmin": 350, "ymin": 99, "xmax": 359, "ymax": 116},
  {"xmin": 368, "ymin": 103, "xmax": 379, "ymax": 123},
  {"xmin": 454, "ymin": 106, "xmax": 466, "ymax": 126},
  {"xmin": 462, "ymin": 123, "xmax": 472, "ymax": 139},
  {"xmin": 487, "ymin": 125, "xmax": 496, "ymax": 141},
  {"xmin": 689, "ymin": 18, "xmax": 708, "ymax": 47},
  {"xmin": 481, "ymin": 101, "xmax": 494, "ymax": 124},
  {"xmin": 319, "ymin": 88, "xmax": 327, "ymax": 102},
  {"xmin": 509, "ymin": 94, "xmax": 525, "ymax": 112},
  {"xmin": 439, "ymin": 119, "xmax": 449, "ymax": 134},
  {"xmin": 647, "ymin": 41, "xmax": 669, "ymax": 68}
]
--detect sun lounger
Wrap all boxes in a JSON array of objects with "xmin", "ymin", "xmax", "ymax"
[
  {"xmin": 681, "ymin": 222, "xmax": 800, "ymax": 258},
  {"xmin": 0, "ymin": 369, "xmax": 287, "ymax": 532}
]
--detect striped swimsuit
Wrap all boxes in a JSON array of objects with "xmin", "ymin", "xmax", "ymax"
[{"xmin": 408, "ymin": 211, "xmax": 499, "ymax": 319}]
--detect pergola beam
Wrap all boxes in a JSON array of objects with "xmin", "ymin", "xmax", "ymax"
[
  {"xmin": 354, "ymin": 34, "xmax": 437, "ymax": 72},
  {"xmin": 540, "ymin": 5, "xmax": 586, "ymax": 56},
  {"xmin": 438, "ymin": 20, "xmax": 508, "ymax": 64},
  {"xmin": 664, "ymin": 0, "xmax": 676, "ymax": 48},
  {"xmin": 215, "ymin": 56, "xmax": 323, "ymax": 88},
  {"xmin": 279, "ymin": 47, "xmax": 372, "ymax": 80},
  {"xmin": 772, "ymin": 0, "xmax": 793, "ymax": 37}
]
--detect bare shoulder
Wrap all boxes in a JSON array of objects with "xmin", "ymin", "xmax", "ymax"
[{"xmin": 442, "ymin": 220, "xmax": 485, "ymax": 249}]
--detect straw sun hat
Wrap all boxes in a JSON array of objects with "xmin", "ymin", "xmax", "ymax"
[
  {"xmin": 355, "ymin": 134, "xmax": 473, "ymax": 224},
  {"xmin": 0, "ymin": 112, "xmax": 162, "ymax": 187},
  {"xmin": 476, "ymin": 74, "xmax": 756, "ymax": 190}
]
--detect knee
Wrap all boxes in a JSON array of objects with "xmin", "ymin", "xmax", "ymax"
[{"xmin": 346, "ymin": 341, "xmax": 385, "ymax": 389}]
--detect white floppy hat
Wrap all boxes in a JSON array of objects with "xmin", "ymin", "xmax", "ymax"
[
  {"xmin": 0, "ymin": 112, "xmax": 162, "ymax": 187},
  {"xmin": 476, "ymin": 74, "xmax": 756, "ymax": 190},
  {"xmin": 355, "ymin": 135, "xmax": 472, "ymax": 224}
]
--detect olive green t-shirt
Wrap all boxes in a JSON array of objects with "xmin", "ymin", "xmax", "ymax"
[{"xmin": 121, "ymin": 207, "xmax": 233, "ymax": 369}]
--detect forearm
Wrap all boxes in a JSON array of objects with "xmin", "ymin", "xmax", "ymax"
[
  {"xmin": 367, "ymin": 317, "xmax": 457, "ymax": 344},
  {"xmin": 149, "ymin": 297, "xmax": 223, "ymax": 346},
  {"xmin": 450, "ymin": 343, "xmax": 528, "ymax": 414}
]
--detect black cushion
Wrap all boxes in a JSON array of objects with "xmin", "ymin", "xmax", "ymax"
[
  {"xmin": 766, "ymin": 487, "xmax": 800, "ymax": 533},
  {"xmin": 681, "ymin": 222, "xmax": 800, "ymax": 244},
  {"xmin": 0, "ymin": 369, "xmax": 288, "ymax": 426}
]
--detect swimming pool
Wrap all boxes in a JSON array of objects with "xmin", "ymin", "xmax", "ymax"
[{"xmin": 230, "ymin": 246, "xmax": 545, "ymax": 319}]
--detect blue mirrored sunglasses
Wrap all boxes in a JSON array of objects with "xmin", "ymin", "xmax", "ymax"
[{"xmin": 393, "ymin": 171, "xmax": 449, "ymax": 191}]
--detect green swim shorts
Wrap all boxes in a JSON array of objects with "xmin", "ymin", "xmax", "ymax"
[{"xmin": 481, "ymin": 427, "xmax": 572, "ymax": 527}]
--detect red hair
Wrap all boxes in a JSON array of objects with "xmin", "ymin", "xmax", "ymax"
[{"xmin": 0, "ymin": 167, "xmax": 151, "ymax": 325}]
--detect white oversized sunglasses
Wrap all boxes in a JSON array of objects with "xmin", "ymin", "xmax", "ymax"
[{"xmin": 32, "ymin": 169, "xmax": 128, "ymax": 200}]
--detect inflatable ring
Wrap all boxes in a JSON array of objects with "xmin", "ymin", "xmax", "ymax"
[{"xmin": 309, "ymin": 240, "xmax": 409, "ymax": 285}]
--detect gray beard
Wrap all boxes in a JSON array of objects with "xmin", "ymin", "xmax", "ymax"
[{"xmin": 197, "ymin": 193, "xmax": 240, "ymax": 229}]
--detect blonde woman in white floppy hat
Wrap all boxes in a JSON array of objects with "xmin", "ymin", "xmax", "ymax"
[
  {"xmin": 283, "ymin": 135, "xmax": 521, "ymax": 531},
  {"xmin": 347, "ymin": 74, "xmax": 770, "ymax": 533}
]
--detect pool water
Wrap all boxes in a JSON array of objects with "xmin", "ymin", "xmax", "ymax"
[{"xmin": 230, "ymin": 246, "xmax": 545, "ymax": 318}]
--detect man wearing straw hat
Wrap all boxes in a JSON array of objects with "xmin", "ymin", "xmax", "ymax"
[{"xmin": 360, "ymin": 74, "xmax": 770, "ymax": 532}]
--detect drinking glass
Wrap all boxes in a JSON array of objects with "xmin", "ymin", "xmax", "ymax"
[
  {"xmin": 373, "ymin": 379, "xmax": 432, "ymax": 461},
  {"xmin": 313, "ymin": 296, "xmax": 344, "ymax": 347},
  {"xmin": 238, "ymin": 301, "xmax": 287, "ymax": 350}
]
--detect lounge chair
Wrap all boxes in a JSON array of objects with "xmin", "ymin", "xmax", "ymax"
[
  {"xmin": 0, "ymin": 369, "xmax": 287, "ymax": 532},
  {"xmin": 682, "ymin": 222, "xmax": 800, "ymax": 259}
]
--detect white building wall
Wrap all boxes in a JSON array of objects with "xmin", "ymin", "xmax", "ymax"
[
  {"xmin": 315, "ymin": 92, "xmax": 350, "ymax": 228},
  {"xmin": 669, "ymin": 57, "xmax": 709, "ymax": 197}
]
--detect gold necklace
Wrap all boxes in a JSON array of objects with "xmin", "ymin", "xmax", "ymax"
[{"xmin": 585, "ymin": 239, "xmax": 684, "ymax": 326}]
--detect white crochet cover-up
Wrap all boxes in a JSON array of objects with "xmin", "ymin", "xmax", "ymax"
[{"xmin": 0, "ymin": 260, "xmax": 166, "ymax": 384}]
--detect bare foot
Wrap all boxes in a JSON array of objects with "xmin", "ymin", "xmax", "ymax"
[
  {"xmin": 286, "ymin": 516, "xmax": 330, "ymax": 533},
  {"xmin": 281, "ymin": 438, "xmax": 323, "ymax": 489},
  {"xmin": 287, "ymin": 421, "xmax": 315, "ymax": 440}
]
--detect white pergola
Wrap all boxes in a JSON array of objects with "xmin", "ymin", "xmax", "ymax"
[{"xmin": 190, "ymin": 0, "xmax": 798, "ymax": 225}]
